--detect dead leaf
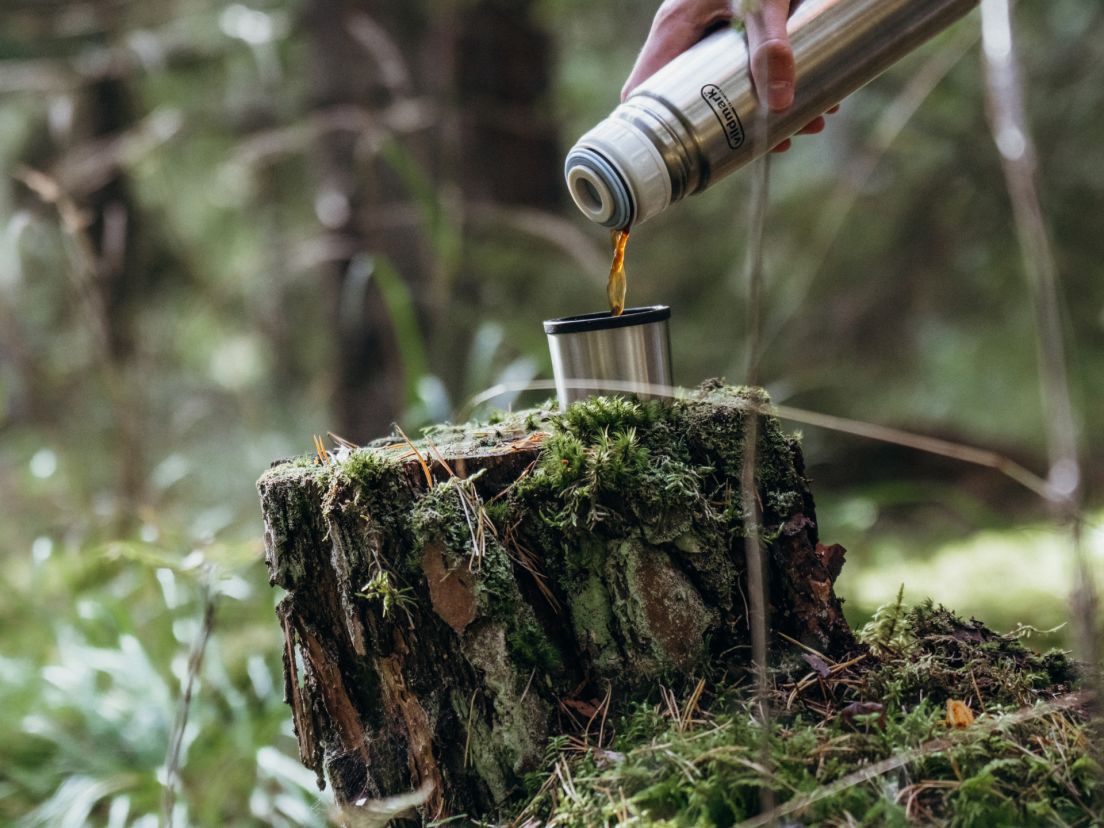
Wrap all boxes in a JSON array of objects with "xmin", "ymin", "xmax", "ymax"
[
  {"xmin": 802, "ymin": 652, "xmax": 832, "ymax": 679},
  {"xmin": 563, "ymin": 698, "xmax": 600, "ymax": 718},
  {"xmin": 946, "ymin": 699, "xmax": 975, "ymax": 728}
]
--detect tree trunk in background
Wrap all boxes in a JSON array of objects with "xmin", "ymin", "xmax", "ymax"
[
  {"xmin": 455, "ymin": 0, "xmax": 562, "ymax": 209},
  {"xmin": 83, "ymin": 76, "xmax": 144, "ymax": 518},
  {"xmin": 83, "ymin": 76, "xmax": 145, "ymax": 362},
  {"xmin": 54, "ymin": 71, "xmax": 153, "ymax": 525},
  {"xmin": 307, "ymin": 0, "xmax": 562, "ymax": 441},
  {"xmin": 306, "ymin": 0, "xmax": 432, "ymax": 442},
  {"xmin": 439, "ymin": 0, "xmax": 564, "ymax": 383}
]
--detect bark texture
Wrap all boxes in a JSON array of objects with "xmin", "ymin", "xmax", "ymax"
[{"xmin": 258, "ymin": 386, "xmax": 855, "ymax": 819}]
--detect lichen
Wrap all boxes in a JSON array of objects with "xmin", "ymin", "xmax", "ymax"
[
  {"xmin": 609, "ymin": 540, "xmax": 712, "ymax": 673},
  {"xmin": 565, "ymin": 571, "xmax": 620, "ymax": 674},
  {"xmin": 257, "ymin": 471, "xmax": 328, "ymax": 590},
  {"xmin": 460, "ymin": 623, "xmax": 551, "ymax": 788},
  {"xmin": 451, "ymin": 688, "xmax": 512, "ymax": 805}
]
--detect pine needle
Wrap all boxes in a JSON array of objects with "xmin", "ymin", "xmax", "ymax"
[{"xmin": 395, "ymin": 423, "xmax": 433, "ymax": 488}]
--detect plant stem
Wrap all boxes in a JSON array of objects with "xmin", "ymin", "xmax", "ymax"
[
  {"xmin": 162, "ymin": 572, "xmax": 217, "ymax": 827},
  {"xmin": 980, "ymin": 0, "xmax": 1101, "ymax": 783}
]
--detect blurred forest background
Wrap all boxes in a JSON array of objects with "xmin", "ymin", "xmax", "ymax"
[{"xmin": 0, "ymin": 0, "xmax": 1101, "ymax": 824}]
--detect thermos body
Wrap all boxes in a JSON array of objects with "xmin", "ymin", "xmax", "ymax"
[{"xmin": 565, "ymin": 0, "xmax": 980, "ymax": 229}]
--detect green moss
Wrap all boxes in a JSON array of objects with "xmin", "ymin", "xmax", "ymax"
[
  {"xmin": 554, "ymin": 395, "xmax": 665, "ymax": 443},
  {"xmin": 411, "ymin": 478, "xmax": 477, "ymax": 561},
  {"xmin": 506, "ymin": 617, "xmax": 563, "ymax": 673},
  {"xmin": 510, "ymin": 387, "xmax": 809, "ymax": 558},
  {"xmin": 479, "ymin": 537, "xmax": 521, "ymax": 615},
  {"xmin": 319, "ymin": 448, "xmax": 417, "ymax": 580},
  {"xmin": 677, "ymin": 388, "xmax": 805, "ymax": 525},
  {"xmin": 859, "ymin": 599, "xmax": 1080, "ymax": 709},
  {"xmin": 324, "ymin": 448, "xmax": 414, "ymax": 537},
  {"xmin": 339, "ymin": 447, "xmax": 398, "ymax": 488},
  {"xmin": 483, "ymin": 497, "xmax": 512, "ymax": 527}
]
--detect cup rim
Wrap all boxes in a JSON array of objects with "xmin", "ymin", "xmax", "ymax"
[{"xmin": 543, "ymin": 305, "xmax": 670, "ymax": 335}]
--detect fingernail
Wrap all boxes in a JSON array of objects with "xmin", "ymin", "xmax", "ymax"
[{"xmin": 769, "ymin": 80, "xmax": 793, "ymax": 109}]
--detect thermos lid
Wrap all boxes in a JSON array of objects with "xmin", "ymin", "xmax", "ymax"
[{"xmin": 564, "ymin": 118, "xmax": 671, "ymax": 229}]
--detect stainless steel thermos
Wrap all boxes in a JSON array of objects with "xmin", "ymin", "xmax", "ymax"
[{"xmin": 565, "ymin": 0, "xmax": 980, "ymax": 229}]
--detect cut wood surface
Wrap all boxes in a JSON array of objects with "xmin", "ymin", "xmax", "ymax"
[{"xmin": 257, "ymin": 385, "xmax": 856, "ymax": 819}]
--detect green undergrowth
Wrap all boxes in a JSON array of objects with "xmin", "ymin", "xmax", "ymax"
[{"xmin": 513, "ymin": 600, "xmax": 1098, "ymax": 827}]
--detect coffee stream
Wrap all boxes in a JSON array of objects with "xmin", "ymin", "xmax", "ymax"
[{"xmin": 607, "ymin": 229, "xmax": 630, "ymax": 316}]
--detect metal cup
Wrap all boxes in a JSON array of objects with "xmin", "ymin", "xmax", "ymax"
[{"xmin": 543, "ymin": 305, "xmax": 673, "ymax": 408}]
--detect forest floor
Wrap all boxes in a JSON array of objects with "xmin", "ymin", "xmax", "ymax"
[
  {"xmin": 504, "ymin": 599, "xmax": 1098, "ymax": 827},
  {"xmin": 5, "ymin": 390, "xmax": 1100, "ymax": 826}
]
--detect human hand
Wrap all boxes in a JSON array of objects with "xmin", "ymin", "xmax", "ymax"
[{"xmin": 621, "ymin": 0, "xmax": 831, "ymax": 152}]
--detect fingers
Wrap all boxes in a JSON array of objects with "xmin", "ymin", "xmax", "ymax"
[
  {"xmin": 623, "ymin": 0, "xmax": 837, "ymax": 157},
  {"xmin": 796, "ymin": 115, "xmax": 826, "ymax": 135},
  {"xmin": 774, "ymin": 109, "xmax": 834, "ymax": 152},
  {"xmin": 622, "ymin": 0, "xmax": 733, "ymax": 101},
  {"xmin": 743, "ymin": 0, "xmax": 795, "ymax": 112}
]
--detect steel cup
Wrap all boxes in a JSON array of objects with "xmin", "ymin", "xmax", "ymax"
[{"xmin": 543, "ymin": 305, "xmax": 672, "ymax": 408}]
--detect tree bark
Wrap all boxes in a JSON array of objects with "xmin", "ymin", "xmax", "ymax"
[{"xmin": 258, "ymin": 387, "xmax": 855, "ymax": 819}]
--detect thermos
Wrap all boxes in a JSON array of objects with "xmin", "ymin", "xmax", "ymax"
[{"xmin": 565, "ymin": 0, "xmax": 980, "ymax": 229}]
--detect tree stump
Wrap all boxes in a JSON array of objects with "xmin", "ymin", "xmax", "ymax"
[{"xmin": 258, "ymin": 385, "xmax": 855, "ymax": 819}]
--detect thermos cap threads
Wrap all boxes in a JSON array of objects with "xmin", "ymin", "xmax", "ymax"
[{"xmin": 565, "ymin": 117, "xmax": 671, "ymax": 230}]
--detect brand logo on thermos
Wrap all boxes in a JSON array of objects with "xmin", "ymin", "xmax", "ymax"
[{"xmin": 701, "ymin": 84, "xmax": 745, "ymax": 150}]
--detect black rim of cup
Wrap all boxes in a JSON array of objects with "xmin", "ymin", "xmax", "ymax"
[{"xmin": 543, "ymin": 305, "xmax": 670, "ymax": 335}]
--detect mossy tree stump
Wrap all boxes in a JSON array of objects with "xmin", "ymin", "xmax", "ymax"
[{"xmin": 258, "ymin": 386, "xmax": 855, "ymax": 819}]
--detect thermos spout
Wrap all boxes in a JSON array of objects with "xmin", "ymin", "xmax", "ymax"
[{"xmin": 565, "ymin": 118, "xmax": 672, "ymax": 228}]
